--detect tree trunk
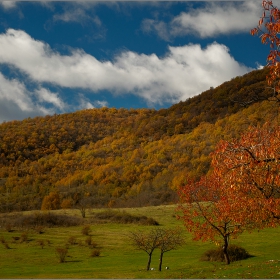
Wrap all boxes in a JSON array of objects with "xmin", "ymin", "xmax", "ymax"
[
  {"xmin": 146, "ymin": 253, "xmax": 152, "ymax": 271},
  {"xmin": 158, "ymin": 252, "xmax": 164, "ymax": 271},
  {"xmin": 80, "ymin": 208, "xmax": 86, "ymax": 218},
  {"xmin": 223, "ymin": 236, "xmax": 230, "ymax": 265}
]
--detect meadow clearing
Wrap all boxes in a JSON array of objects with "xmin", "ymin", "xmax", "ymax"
[{"xmin": 0, "ymin": 204, "xmax": 279, "ymax": 279}]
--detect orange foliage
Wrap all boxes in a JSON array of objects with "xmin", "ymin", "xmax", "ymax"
[
  {"xmin": 178, "ymin": 174, "xmax": 247, "ymax": 264},
  {"xmin": 60, "ymin": 198, "xmax": 73, "ymax": 209},
  {"xmin": 0, "ymin": 67, "xmax": 278, "ymax": 212},
  {"xmin": 212, "ymin": 123, "xmax": 280, "ymax": 226},
  {"xmin": 41, "ymin": 192, "xmax": 61, "ymax": 210},
  {"xmin": 178, "ymin": 122, "xmax": 280, "ymax": 264},
  {"xmin": 251, "ymin": 0, "xmax": 280, "ymax": 94}
]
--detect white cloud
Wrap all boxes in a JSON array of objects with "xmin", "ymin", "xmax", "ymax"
[
  {"xmin": 75, "ymin": 94, "xmax": 108, "ymax": 111},
  {"xmin": 142, "ymin": 19, "xmax": 171, "ymax": 41},
  {"xmin": 0, "ymin": 1, "xmax": 17, "ymax": 10},
  {"xmin": 142, "ymin": 1, "xmax": 264, "ymax": 40},
  {"xmin": 53, "ymin": 6, "xmax": 102, "ymax": 27},
  {"xmin": 43, "ymin": 3, "xmax": 106, "ymax": 41},
  {"xmin": 0, "ymin": 73, "xmax": 55, "ymax": 122},
  {"xmin": 93, "ymin": 100, "xmax": 108, "ymax": 108},
  {"xmin": 53, "ymin": 8, "xmax": 87, "ymax": 23},
  {"xmin": 35, "ymin": 88, "xmax": 66, "ymax": 110},
  {"xmin": 0, "ymin": 28, "xmax": 252, "ymax": 108},
  {"xmin": 76, "ymin": 93, "xmax": 94, "ymax": 110},
  {"xmin": 173, "ymin": 2, "xmax": 261, "ymax": 38}
]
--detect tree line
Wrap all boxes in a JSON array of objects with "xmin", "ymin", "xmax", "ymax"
[{"xmin": 0, "ymin": 99, "xmax": 278, "ymax": 212}]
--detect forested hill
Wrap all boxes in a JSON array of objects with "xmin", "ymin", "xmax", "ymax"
[
  {"xmin": 0, "ymin": 68, "xmax": 269, "ymax": 166},
  {"xmin": 0, "ymin": 67, "xmax": 277, "ymax": 212}
]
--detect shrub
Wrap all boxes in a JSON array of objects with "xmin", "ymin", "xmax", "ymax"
[
  {"xmin": 0, "ymin": 235, "xmax": 5, "ymax": 244},
  {"xmin": 201, "ymin": 244, "xmax": 251, "ymax": 262},
  {"xmin": 82, "ymin": 225, "xmax": 91, "ymax": 236},
  {"xmin": 12, "ymin": 236, "xmax": 20, "ymax": 242},
  {"xmin": 35, "ymin": 225, "xmax": 44, "ymax": 234},
  {"xmin": 8, "ymin": 212, "xmax": 83, "ymax": 229},
  {"xmin": 20, "ymin": 232, "xmax": 28, "ymax": 243},
  {"xmin": 3, "ymin": 242, "xmax": 10, "ymax": 249},
  {"xmin": 90, "ymin": 241, "xmax": 98, "ymax": 249},
  {"xmin": 92, "ymin": 210, "xmax": 159, "ymax": 225},
  {"xmin": 85, "ymin": 236, "xmax": 92, "ymax": 246},
  {"xmin": 141, "ymin": 217, "xmax": 159, "ymax": 226},
  {"xmin": 37, "ymin": 239, "xmax": 45, "ymax": 249},
  {"xmin": 90, "ymin": 249, "xmax": 101, "ymax": 257},
  {"xmin": 0, "ymin": 236, "xmax": 10, "ymax": 249},
  {"xmin": 55, "ymin": 247, "xmax": 68, "ymax": 263},
  {"xmin": 227, "ymin": 244, "xmax": 252, "ymax": 262},
  {"xmin": 5, "ymin": 223, "xmax": 12, "ymax": 232},
  {"xmin": 67, "ymin": 236, "xmax": 77, "ymax": 245}
]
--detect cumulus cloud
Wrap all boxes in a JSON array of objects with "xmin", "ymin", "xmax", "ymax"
[
  {"xmin": 76, "ymin": 93, "xmax": 95, "ymax": 110},
  {"xmin": 0, "ymin": 28, "xmax": 252, "ymax": 109},
  {"xmin": 0, "ymin": 73, "xmax": 56, "ymax": 122},
  {"xmin": 172, "ymin": 2, "xmax": 261, "ymax": 38},
  {"xmin": 142, "ymin": 1, "xmax": 264, "ymax": 40},
  {"xmin": 35, "ymin": 88, "xmax": 66, "ymax": 110},
  {"xmin": 0, "ymin": 71, "xmax": 101, "ymax": 122}
]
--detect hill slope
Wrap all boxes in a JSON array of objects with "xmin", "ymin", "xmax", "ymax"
[{"xmin": 0, "ymin": 67, "xmax": 277, "ymax": 212}]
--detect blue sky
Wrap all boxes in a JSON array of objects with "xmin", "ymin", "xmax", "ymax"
[{"xmin": 0, "ymin": 1, "xmax": 275, "ymax": 122}]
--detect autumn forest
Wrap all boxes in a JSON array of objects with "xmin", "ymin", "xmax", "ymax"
[{"xmin": 0, "ymin": 66, "xmax": 279, "ymax": 213}]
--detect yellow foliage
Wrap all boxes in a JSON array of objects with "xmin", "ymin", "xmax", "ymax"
[{"xmin": 41, "ymin": 192, "xmax": 60, "ymax": 210}]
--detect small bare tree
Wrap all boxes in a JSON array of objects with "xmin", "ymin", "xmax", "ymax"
[
  {"xmin": 55, "ymin": 246, "xmax": 68, "ymax": 263},
  {"xmin": 77, "ymin": 198, "xmax": 88, "ymax": 218},
  {"xmin": 128, "ymin": 229, "xmax": 160, "ymax": 271},
  {"xmin": 129, "ymin": 228, "xmax": 185, "ymax": 271},
  {"xmin": 156, "ymin": 228, "xmax": 185, "ymax": 271}
]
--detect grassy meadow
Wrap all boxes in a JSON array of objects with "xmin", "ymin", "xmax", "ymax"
[{"xmin": 0, "ymin": 205, "xmax": 280, "ymax": 279}]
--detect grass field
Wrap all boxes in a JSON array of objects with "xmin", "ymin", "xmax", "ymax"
[{"xmin": 0, "ymin": 205, "xmax": 280, "ymax": 278}]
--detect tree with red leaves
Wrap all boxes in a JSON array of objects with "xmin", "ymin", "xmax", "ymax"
[
  {"xmin": 179, "ymin": 2, "xmax": 280, "ymax": 265},
  {"xmin": 178, "ymin": 174, "xmax": 251, "ymax": 265},
  {"xmin": 212, "ymin": 123, "xmax": 280, "ymax": 227},
  {"xmin": 178, "ymin": 123, "xmax": 280, "ymax": 264},
  {"xmin": 251, "ymin": 0, "xmax": 280, "ymax": 101}
]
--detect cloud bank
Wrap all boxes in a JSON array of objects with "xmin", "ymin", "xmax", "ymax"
[
  {"xmin": 0, "ymin": 28, "xmax": 252, "ymax": 122},
  {"xmin": 142, "ymin": 1, "xmax": 262, "ymax": 40}
]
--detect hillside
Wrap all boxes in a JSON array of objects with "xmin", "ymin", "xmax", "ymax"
[{"xmin": 0, "ymin": 67, "xmax": 278, "ymax": 212}]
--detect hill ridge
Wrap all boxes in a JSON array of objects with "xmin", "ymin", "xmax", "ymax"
[{"xmin": 0, "ymin": 67, "xmax": 277, "ymax": 212}]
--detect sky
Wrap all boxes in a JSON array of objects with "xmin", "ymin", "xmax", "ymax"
[{"xmin": 0, "ymin": 0, "xmax": 277, "ymax": 123}]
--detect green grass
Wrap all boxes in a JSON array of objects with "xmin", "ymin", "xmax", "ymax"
[{"xmin": 0, "ymin": 205, "xmax": 280, "ymax": 278}]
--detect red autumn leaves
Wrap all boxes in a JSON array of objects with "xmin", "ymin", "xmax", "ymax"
[
  {"xmin": 178, "ymin": 123, "xmax": 280, "ymax": 264},
  {"xmin": 178, "ymin": 1, "xmax": 280, "ymax": 263},
  {"xmin": 251, "ymin": 0, "xmax": 280, "ymax": 92}
]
